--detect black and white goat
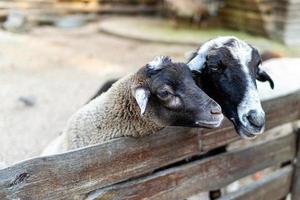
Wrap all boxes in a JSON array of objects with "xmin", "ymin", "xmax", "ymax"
[{"xmin": 188, "ymin": 36, "xmax": 274, "ymax": 138}]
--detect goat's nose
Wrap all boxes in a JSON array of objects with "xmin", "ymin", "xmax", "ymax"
[
  {"xmin": 246, "ymin": 110, "xmax": 265, "ymax": 128},
  {"xmin": 210, "ymin": 101, "xmax": 222, "ymax": 115}
]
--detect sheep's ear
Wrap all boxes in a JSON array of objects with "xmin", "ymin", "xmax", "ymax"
[
  {"xmin": 256, "ymin": 67, "xmax": 274, "ymax": 89},
  {"xmin": 187, "ymin": 53, "xmax": 206, "ymax": 72},
  {"xmin": 133, "ymin": 87, "xmax": 150, "ymax": 116}
]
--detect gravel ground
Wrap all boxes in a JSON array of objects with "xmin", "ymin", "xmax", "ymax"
[{"xmin": 0, "ymin": 22, "xmax": 193, "ymax": 165}]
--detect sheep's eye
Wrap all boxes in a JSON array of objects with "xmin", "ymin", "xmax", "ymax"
[{"xmin": 157, "ymin": 90, "xmax": 171, "ymax": 100}]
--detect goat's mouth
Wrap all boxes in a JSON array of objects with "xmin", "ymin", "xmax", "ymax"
[
  {"xmin": 238, "ymin": 129, "xmax": 257, "ymax": 139},
  {"xmin": 230, "ymin": 117, "xmax": 265, "ymax": 139},
  {"xmin": 195, "ymin": 114, "xmax": 224, "ymax": 128}
]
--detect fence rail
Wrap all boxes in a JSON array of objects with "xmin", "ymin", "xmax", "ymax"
[{"xmin": 1, "ymin": 90, "xmax": 300, "ymax": 200}]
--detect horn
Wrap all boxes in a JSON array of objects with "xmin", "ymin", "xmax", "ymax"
[{"xmin": 187, "ymin": 54, "xmax": 206, "ymax": 72}]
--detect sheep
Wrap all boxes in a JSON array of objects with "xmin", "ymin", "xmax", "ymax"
[
  {"xmin": 42, "ymin": 56, "xmax": 223, "ymax": 154},
  {"xmin": 91, "ymin": 37, "xmax": 274, "ymax": 139},
  {"xmin": 187, "ymin": 36, "xmax": 274, "ymax": 138},
  {"xmin": 88, "ymin": 78, "xmax": 118, "ymax": 103}
]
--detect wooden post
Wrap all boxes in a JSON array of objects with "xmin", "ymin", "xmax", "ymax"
[{"xmin": 292, "ymin": 128, "xmax": 300, "ymax": 200}]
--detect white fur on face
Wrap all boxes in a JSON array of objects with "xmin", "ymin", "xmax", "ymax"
[
  {"xmin": 228, "ymin": 39, "xmax": 265, "ymax": 134},
  {"xmin": 237, "ymin": 79, "xmax": 265, "ymax": 135},
  {"xmin": 188, "ymin": 36, "xmax": 239, "ymax": 71}
]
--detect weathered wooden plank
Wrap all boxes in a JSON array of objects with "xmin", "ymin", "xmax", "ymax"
[
  {"xmin": 0, "ymin": 127, "xmax": 201, "ymax": 200},
  {"xmin": 0, "ymin": 91, "xmax": 299, "ymax": 199},
  {"xmin": 292, "ymin": 129, "xmax": 300, "ymax": 200},
  {"xmin": 262, "ymin": 92, "xmax": 300, "ymax": 130},
  {"xmin": 219, "ymin": 166, "xmax": 293, "ymax": 200},
  {"xmin": 88, "ymin": 134, "xmax": 296, "ymax": 200}
]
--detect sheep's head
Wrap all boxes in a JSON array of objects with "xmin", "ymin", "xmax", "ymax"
[
  {"xmin": 188, "ymin": 36, "xmax": 274, "ymax": 139},
  {"xmin": 132, "ymin": 56, "xmax": 224, "ymax": 128}
]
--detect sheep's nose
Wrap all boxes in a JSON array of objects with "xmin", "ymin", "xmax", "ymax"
[
  {"xmin": 246, "ymin": 110, "xmax": 265, "ymax": 128},
  {"xmin": 209, "ymin": 101, "xmax": 222, "ymax": 115}
]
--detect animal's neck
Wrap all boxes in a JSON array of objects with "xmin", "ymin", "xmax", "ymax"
[{"xmin": 101, "ymin": 75, "xmax": 161, "ymax": 139}]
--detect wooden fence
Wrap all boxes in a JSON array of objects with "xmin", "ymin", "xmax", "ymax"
[
  {"xmin": 0, "ymin": 0, "xmax": 161, "ymax": 22},
  {"xmin": 0, "ymin": 90, "xmax": 300, "ymax": 200},
  {"xmin": 220, "ymin": 0, "xmax": 300, "ymax": 45}
]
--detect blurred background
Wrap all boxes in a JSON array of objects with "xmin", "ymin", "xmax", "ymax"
[{"xmin": 1, "ymin": 0, "xmax": 299, "ymax": 165}]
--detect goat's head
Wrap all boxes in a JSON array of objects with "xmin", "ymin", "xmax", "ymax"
[
  {"xmin": 188, "ymin": 36, "xmax": 274, "ymax": 138},
  {"xmin": 133, "ymin": 56, "xmax": 224, "ymax": 128}
]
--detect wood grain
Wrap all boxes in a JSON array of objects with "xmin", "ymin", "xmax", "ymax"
[
  {"xmin": 219, "ymin": 166, "xmax": 293, "ymax": 200},
  {"xmin": 0, "ymin": 127, "xmax": 200, "ymax": 200},
  {"xmin": 221, "ymin": 0, "xmax": 300, "ymax": 42},
  {"xmin": 292, "ymin": 129, "xmax": 300, "ymax": 200},
  {"xmin": 88, "ymin": 134, "xmax": 296, "ymax": 200}
]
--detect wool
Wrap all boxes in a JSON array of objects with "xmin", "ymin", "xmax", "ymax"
[{"xmin": 43, "ymin": 73, "xmax": 162, "ymax": 154}]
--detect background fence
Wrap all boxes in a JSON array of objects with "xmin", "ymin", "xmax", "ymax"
[{"xmin": 0, "ymin": 90, "xmax": 300, "ymax": 200}]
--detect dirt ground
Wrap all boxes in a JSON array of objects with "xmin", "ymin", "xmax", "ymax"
[{"xmin": 0, "ymin": 22, "xmax": 194, "ymax": 165}]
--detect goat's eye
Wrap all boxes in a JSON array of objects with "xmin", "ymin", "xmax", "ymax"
[
  {"xmin": 209, "ymin": 61, "xmax": 224, "ymax": 72},
  {"xmin": 209, "ymin": 65, "xmax": 220, "ymax": 72},
  {"xmin": 210, "ymin": 66, "xmax": 219, "ymax": 71},
  {"xmin": 157, "ymin": 90, "xmax": 171, "ymax": 100}
]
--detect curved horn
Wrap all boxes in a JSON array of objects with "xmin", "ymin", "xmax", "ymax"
[{"xmin": 187, "ymin": 54, "xmax": 206, "ymax": 72}]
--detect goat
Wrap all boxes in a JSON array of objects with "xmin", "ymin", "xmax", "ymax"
[{"xmin": 188, "ymin": 36, "xmax": 274, "ymax": 138}]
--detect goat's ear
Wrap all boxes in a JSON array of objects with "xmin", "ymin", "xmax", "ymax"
[
  {"xmin": 187, "ymin": 53, "xmax": 206, "ymax": 72},
  {"xmin": 132, "ymin": 87, "xmax": 150, "ymax": 116},
  {"xmin": 256, "ymin": 67, "xmax": 274, "ymax": 89}
]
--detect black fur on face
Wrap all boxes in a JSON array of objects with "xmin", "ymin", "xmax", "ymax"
[
  {"xmin": 194, "ymin": 46, "xmax": 246, "ymax": 126},
  {"xmin": 188, "ymin": 39, "xmax": 274, "ymax": 138},
  {"xmin": 139, "ymin": 58, "xmax": 224, "ymax": 128}
]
